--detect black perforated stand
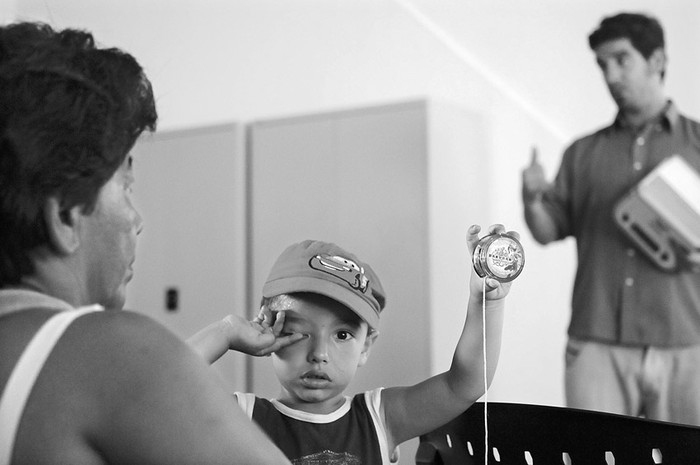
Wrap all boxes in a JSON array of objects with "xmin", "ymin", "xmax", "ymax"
[{"xmin": 416, "ymin": 402, "xmax": 700, "ymax": 464}]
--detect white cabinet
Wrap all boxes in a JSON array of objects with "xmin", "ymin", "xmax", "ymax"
[
  {"xmin": 126, "ymin": 123, "xmax": 247, "ymax": 391},
  {"xmin": 126, "ymin": 101, "xmax": 489, "ymax": 463},
  {"xmin": 248, "ymin": 100, "xmax": 487, "ymax": 463}
]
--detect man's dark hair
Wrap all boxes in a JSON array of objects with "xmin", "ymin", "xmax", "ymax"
[
  {"xmin": 0, "ymin": 22, "xmax": 157, "ymax": 285},
  {"xmin": 588, "ymin": 12, "xmax": 665, "ymax": 59}
]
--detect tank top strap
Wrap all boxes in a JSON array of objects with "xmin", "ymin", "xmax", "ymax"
[{"xmin": 0, "ymin": 305, "xmax": 102, "ymax": 465}]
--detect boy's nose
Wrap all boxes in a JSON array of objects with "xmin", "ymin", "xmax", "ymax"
[{"xmin": 309, "ymin": 339, "xmax": 329, "ymax": 364}]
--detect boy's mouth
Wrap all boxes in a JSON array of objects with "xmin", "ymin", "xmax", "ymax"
[{"xmin": 301, "ymin": 370, "xmax": 331, "ymax": 384}]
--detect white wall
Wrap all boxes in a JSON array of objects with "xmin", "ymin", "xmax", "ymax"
[
  {"xmin": 1, "ymin": 1, "xmax": 16, "ymax": 23},
  {"xmin": 8, "ymin": 0, "xmax": 699, "ymax": 409},
  {"xmin": 9, "ymin": 1, "xmax": 698, "ymax": 134}
]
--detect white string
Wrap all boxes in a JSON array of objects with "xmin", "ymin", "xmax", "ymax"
[{"xmin": 482, "ymin": 278, "xmax": 489, "ymax": 465}]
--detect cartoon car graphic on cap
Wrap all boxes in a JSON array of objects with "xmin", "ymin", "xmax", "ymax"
[{"xmin": 309, "ymin": 254, "xmax": 369, "ymax": 293}]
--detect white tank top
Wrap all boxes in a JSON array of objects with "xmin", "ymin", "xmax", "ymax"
[{"xmin": 0, "ymin": 290, "xmax": 102, "ymax": 465}]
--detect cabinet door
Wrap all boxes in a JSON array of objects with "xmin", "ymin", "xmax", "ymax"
[
  {"xmin": 247, "ymin": 101, "xmax": 432, "ymax": 398},
  {"xmin": 127, "ymin": 124, "xmax": 247, "ymax": 391}
]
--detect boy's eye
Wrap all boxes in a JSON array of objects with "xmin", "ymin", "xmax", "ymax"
[{"xmin": 336, "ymin": 330, "xmax": 353, "ymax": 341}]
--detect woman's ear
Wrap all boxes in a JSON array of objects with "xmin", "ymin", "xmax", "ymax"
[
  {"xmin": 358, "ymin": 330, "xmax": 379, "ymax": 367},
  {"xmin": 44, "ymin": 197, "xmax": 82, "ymax": 255}
]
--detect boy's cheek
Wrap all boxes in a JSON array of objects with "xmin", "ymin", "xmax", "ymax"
[{"xmin": 274, "ymin": 343, "xmax": 303, "ymax": 359}]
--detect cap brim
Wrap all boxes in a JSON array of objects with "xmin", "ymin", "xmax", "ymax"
[{"xmin": 263, "ymin": 276, "xmax": 380, "ymax": 329}]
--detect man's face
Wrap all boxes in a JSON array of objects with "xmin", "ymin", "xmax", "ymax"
[
  {"xmin": 271, "ymin": 293, "xmax": 376, "ymax": 414},
  {"xmin": 78, "ymin": 155, "xmax": 143, "ymax": 309},
  {"xmin": 594, "ymin": 38, "xmax": 662, "ymax": 113}
]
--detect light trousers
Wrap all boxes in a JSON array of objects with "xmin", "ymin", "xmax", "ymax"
[{"xmin": 565, "ymin": 338, "xmax": 700, "ymax": 425}]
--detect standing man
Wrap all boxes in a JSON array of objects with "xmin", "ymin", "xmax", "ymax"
[{"xmin": 522, "ymin": 12, "xmax": 700, "ymax": 424}]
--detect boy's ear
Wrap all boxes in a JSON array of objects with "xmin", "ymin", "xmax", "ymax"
[
  {"xmin": 44, "ymin": 197, "xmax": 82, "ymax": 255},
  {"xmin": 358, "ymin": 330, "xmax": 379, "ymax": 367}
]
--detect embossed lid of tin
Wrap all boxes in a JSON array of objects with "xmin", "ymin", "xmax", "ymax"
[{"xmin": 472, "ymin": 233, "xmax": 525, "ymax": 282}]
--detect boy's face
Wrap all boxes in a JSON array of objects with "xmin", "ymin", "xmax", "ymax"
[{"xmin": 272, "ymin": 293, "xmax": 377, "ymax": 414}]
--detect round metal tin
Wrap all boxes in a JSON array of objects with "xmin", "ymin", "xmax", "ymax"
[{"xmin": 472, "ymin": 233, "xmax": 525, "ymax": 282}]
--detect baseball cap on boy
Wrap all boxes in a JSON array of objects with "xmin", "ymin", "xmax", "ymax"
[{"xmin": 262, "ymin": 240, "xmax": 386, "ymax": 329}]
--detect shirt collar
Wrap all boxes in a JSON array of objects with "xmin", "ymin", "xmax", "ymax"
[{"xmin": 613, "ymin": 100, "xmax": 679, "ymax": 132}]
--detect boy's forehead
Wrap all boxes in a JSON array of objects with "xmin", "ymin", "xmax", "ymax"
[{"xmin": 275, "ymin": 294, "xmax": 365, "ymax": 327}]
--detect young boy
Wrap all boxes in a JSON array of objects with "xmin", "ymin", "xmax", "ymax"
[{"xmin": 189, "ymin": 223, "xmax": 515, "ymax": 463}]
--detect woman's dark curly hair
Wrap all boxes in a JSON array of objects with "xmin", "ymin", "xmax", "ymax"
[{"xmin": 0, "ymin": 22, "xmax": 157, "ymax": 285}]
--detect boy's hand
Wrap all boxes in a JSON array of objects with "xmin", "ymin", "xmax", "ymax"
[
  {"xmin": 223, "ymin": 308, "xmax": 304, "ymax": 357},
  {"xmin": 467, "ymin": 223, "xmax": 519, "ymax": 302}
]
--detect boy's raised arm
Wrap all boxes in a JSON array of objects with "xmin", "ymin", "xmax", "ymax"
[{"xmin": 381, "ymin": 224, "xmax": 514, "ymax": 450}]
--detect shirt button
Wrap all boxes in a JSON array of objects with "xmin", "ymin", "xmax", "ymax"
[
  {"xmin": 627, "ymin": 248, "xmax": 636, "ymax": 257},
  {"xmin": 625, "ymin": 277, "xmax": 634, "ymax": 287},
  {"xmin": 633, "ymin": 162, "xmax": 642, "ymax": 170},
  {"xmin": 636, "ymin": 137, "xmax": 645, "ymax": 145}
]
